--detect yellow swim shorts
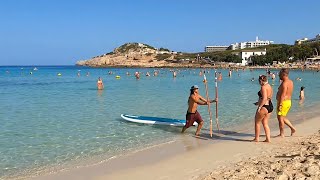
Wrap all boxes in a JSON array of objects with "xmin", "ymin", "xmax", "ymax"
[{"xmin": 277, "ymin": 100, "xmax": 291, "ymax": 116}]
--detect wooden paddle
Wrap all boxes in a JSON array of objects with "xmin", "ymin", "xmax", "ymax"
[
  {"xmin": 214, "ymin": 71, "xmax": 220, "ymax": 131},
  {"xmin": 203, "ymin": 74, "xmax": 213, "ymax": 137}
]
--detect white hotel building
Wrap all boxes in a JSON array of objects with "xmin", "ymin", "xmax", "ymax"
[
  {"xmin": 230, "ymin": 37, "xmax": 274, "ymax": 50},
  {"xmin": 295, "ymin": 34, "xmax": 320, "ymax": 45},
  {"xmin": 205, "ymin": 45, "xmax": 229, "ymax": 52},
  {"xmin": 239, "ymin": 49, "xmax": 267, "ymax": 66}
]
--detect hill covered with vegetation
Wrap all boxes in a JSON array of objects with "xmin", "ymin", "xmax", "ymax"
[
  {"xmin": 194, "ymin": 42, "xmax": 320, "ymax": 66},
  {"xmin": 76, "ymin": 42, "xmax": 320, "ymax": 67}
]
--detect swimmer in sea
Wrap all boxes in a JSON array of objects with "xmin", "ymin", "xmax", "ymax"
[{"xmin": 97, "ymin": 77, "xmax": 104, "ymax": 90}]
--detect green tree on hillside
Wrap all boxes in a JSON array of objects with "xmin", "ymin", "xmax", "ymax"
[
  {"xmin": 159, "ymin": 47, "xmax": 170, "ymax": 52},
  {"xmin": 251, "ymin": 55, "xmax": 269, "ymax": 66},
  {"xmin": 225, "ymin": 54, "xmax": 242, "ymax": 63}
]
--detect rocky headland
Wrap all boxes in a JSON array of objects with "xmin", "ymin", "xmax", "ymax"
[
  {"xmin": 76, "ymin": 43, "xmax": 207, "ymax": 68},
  {"xmin": 76, "ymin": 42, "xmax": 320, "ymax": 70}
]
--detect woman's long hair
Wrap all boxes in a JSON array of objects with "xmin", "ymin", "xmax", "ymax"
[{"xmin": 190, "ymin": 89, "xmax": 196, "ymax": 96}]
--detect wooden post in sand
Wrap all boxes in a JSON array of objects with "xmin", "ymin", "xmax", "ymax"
[
  {"xmin": 203, "ymin": 74, "xmax": 213, "ymax": 137},
  {"xmin": 214, "ymin": 71, "xmax": 220, "ymax": 131}
]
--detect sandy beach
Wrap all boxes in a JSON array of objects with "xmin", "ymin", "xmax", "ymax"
[
  {"xmin": 31, "ymin": 105, "xmax": 320, "ymax": 180},
  {"xmin": 3, "ymin": 1, "xmax": 320, "ymax": 180}
]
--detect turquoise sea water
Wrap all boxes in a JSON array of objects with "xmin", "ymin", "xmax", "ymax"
[{"xmin": 1, "ymin": 66, "xmax": 320, "ymax": 178}]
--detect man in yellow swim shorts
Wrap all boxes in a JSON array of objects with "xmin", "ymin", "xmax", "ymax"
[
  {"xmin": 278, "ymin": 99, "xmax": 291, "ymax": 116},
  {"xmin": 276, "ymin": 68, "xmax": 296, "ymax": 137}
]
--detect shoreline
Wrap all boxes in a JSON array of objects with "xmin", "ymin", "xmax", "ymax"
[
  {"xmin": 77, "ymin": 65, "xmax": 320, "ymax": 70},
  {"xmin": 31, "ymin": 104, "xmax": 320, "ymax": 180},
  {"xmin": 1, "ymin": 64, "xmax": 319, "ymax": 70},
  {"xmin": 75, "ymin": 63, "xmax": 320, "ymax": 70}
]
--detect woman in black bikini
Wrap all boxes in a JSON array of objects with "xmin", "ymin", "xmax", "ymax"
[{"xmin": 253, "ymin": 75, "xmax": 273, "ymax": 143}]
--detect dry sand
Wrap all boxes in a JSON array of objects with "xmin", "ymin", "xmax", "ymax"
[
  {"xmin": 32, "ymin": 112, "xmax": 320, "ymax": 180},
  {"xmin": 200, "ymin": 131, "xmax": 320, "ymax": 180}
]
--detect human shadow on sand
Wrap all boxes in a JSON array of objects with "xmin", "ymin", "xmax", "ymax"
[
  {"xmin": 119, "ymin": 118, "xmax": 255, "ymax": 142},
  {"xmin": 192, "ymin": 130, "xmax": 254, "ymax": 142}
]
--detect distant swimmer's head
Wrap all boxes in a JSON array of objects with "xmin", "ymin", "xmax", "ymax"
[
  {"xmin": 301, "ymin": 86, "xmax": 305, "ymax": 91},
  {"xmin": 258, "ymin": 75, "xmax": 268, "ymax": 85}
]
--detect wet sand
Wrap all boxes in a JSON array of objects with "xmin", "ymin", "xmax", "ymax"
[{"xmin": 33, "ymin": 108, "xmax": 320, "ymax": 180}]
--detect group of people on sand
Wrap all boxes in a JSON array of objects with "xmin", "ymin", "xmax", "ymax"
[{"xmin": 181, "ymin": 68, "xmax": 297, "ymax": 143}]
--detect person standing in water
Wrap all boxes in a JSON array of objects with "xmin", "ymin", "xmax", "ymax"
[
  {"xmin": 181, "ymin": 85, "xmax": 217, "ymax": 136},
  {"xmin": 299, "ymin": 86, "xmax": 305, "ymax": 100},
  {"xmin": 173, "ymin": 71, "xmax": 177, "ymax": 78},
  {"xmin": 276, "ymin": 68, "xmax": 296, "ymax": 137},
  {"xmin": 299, "ymin": 86, "xmax": 305, "ymax": 105},
  {"xmin": 253, "ymin": 75, "xmax": 273, "ymax": 143},
  {"xmin": 97, "ymin": 77, "xmax": 104, "ymax": 90},
  {"xmin": 135, "ymin": 72, "xmax": 140, "ymax": 79}
]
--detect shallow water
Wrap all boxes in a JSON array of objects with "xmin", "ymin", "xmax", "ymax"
[{"xmin": 0, "ymin": 66, "xmax": 319, "ymax": 178}]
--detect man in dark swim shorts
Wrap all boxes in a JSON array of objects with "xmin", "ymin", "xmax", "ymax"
[
  {"xmin": 181, "ymin": 85, "xmax": 217, "ymax": 136},
  {"xmin": 185, "ymin": 111, "xmax": 203, "ymax": 129}
]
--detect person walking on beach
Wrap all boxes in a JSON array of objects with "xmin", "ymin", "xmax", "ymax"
[
  {"xmin": 181, "ymin": 85, "xmax": 217, "ymax": 136},
  {"xmin": 97, "ymin": 77, "xmax": 104, "ymax": 90},
  {"xmin": 253, "ymin": 75, "xmax": 273, "ymax": 142},
  {"xmin": 276, "ymin": 68, "xmax": 296, "ymax": 137}
]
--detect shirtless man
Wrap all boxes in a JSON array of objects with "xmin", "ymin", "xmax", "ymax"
[
  {"xmin": 181, "ymin": 85, "xmax": 217, "ymax": 136},
  {"xmin": 276, "ymin": 68, "xmax": 296, "ymax": 137}
]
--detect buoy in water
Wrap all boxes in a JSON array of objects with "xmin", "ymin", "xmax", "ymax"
[
  {"xmin": 57, "ymin": 73, "xmax": 62, "ymax": 76},
  {"xmin": 115, "ymin": 75, "xmax": 120, "ymax": 79}
]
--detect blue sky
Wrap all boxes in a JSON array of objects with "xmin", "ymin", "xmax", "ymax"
[{"xmin": 1, "ymin": 0, "xmax": 319, "ymax": 65}]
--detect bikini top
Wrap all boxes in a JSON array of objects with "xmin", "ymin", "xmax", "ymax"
[{"xmin": 258, "ymin": 91, "xmax": 272, "ymax": 100}]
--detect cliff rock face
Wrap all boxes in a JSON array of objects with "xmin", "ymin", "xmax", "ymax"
[{"xmin": 76, "ymin": 43, "xmax": 176, "ymax": 67}]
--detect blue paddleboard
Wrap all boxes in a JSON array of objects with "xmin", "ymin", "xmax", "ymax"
[{"xmin": 121, "ymin": 114, "xmax": 198, "ymax": 127}]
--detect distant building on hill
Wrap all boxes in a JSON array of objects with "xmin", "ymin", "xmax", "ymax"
[
  {"xmin": 230, "ymin": 37, "xmax": 273, "ymax": 50},
  {"xmin": 295, "ymin": 34, "xmax": 320, "ymax": 45},
  {"xmin": 205, "ymin": 45, "xmax": 229, "ymax": 52},
  {"xmin": 238, "ymin": 48, "xmax": 267, "ymax": 66}
]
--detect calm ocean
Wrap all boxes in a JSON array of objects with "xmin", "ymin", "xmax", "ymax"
[{"xmin": 1, "ymin": 66, "xmax": 320, "ymax": 178}]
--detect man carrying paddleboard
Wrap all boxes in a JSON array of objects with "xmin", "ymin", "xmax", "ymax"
[{"xmin": 181, "ymin": 85, "xmax": 217, "ymax": 136}]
